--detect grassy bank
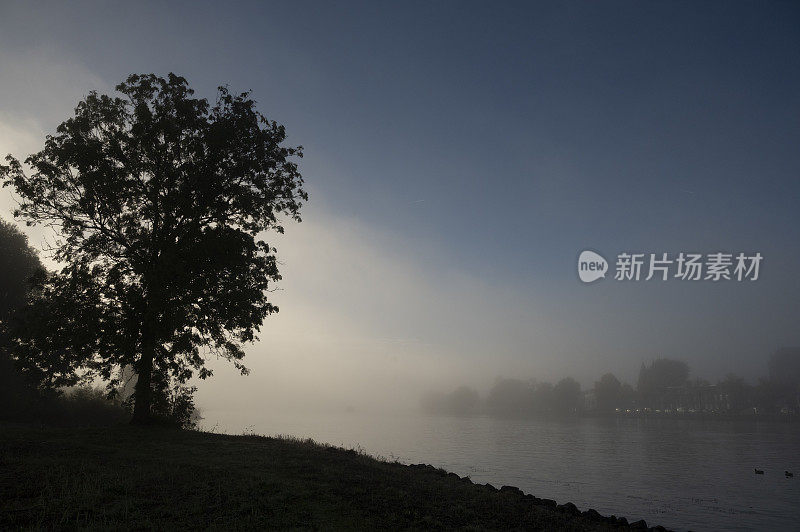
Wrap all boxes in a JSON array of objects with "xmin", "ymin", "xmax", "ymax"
[{"xmin": 0, "ymin": 424, "xmax": 663, "ymax": 530}]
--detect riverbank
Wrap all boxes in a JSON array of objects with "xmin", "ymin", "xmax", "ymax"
[{"xmin": 0, "ymin": 423, "xmax": 665, "ymax": 530}]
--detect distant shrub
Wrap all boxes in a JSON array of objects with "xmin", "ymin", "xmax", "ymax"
[
  {"xmin": 0, "ymin": 372, "xmax": 129, "ymax": 427},
  {"xmin": 150, "ymin": 383, "xmax": 202, "ymax": 429},
  {"xmin": 55, "ymin": 386, "xmax": 130, "ymax": 426}
]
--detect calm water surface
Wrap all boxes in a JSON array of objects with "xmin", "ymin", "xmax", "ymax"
[{"xmin": 204, "ymin": 410, "xmax": 800, "ymax": 531}]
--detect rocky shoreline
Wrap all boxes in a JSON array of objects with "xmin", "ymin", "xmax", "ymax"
[{"xmin": 408, "ymin": 462, "xmax": 668, "ymax": 531}]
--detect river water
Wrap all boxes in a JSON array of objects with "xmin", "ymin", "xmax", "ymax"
[{"xmin": 203, "ymin": 410, "xmax": 800, "ymax": 531}]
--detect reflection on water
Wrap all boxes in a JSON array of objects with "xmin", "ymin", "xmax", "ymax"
[{"xmin": 204, "ymin": 410, "xmax": 800, "ymax": 531}]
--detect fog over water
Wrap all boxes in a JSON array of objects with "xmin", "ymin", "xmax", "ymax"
[{"xmin": 195, "ymin": 409, "xmax": 800, "ymax": 531}]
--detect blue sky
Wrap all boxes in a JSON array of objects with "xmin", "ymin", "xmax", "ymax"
[{"xmin": 1, "ymin": 1, "xmax": 799, "ymax": 412}]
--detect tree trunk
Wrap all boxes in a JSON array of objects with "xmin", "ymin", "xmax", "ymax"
[{"xmin": 131, "ymin": 312, "xmax": 157, "ymax": 425}]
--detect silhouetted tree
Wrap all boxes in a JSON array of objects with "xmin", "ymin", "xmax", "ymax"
[
  {"xmin": 620, "ymin": 383, "xmax": 636, "ymax": 409},
  {"xmin": 1, "ymin": 73, "xmax": 307, "ymax": 423},
  {"xmin": 637, "ymin": 358, "xmax": 689, "ymax": 408},
  {"xmin": 0, "ymin": 217, "xmax": 43, "ymax": 323},
  {"xmin": 594, "ymin": 373, "xmax": 623, "ymax": 413},
  {"xmin": 486, "ymin": 378, "xmax": 536, "ymax": 416},
  {"xmin": 553, "ymin": 377, "xmax": 582, "ymax": 414},
  {"xmin": 0, "ymin": 218, "xmax": 46, "ymax": 418},
  {"xmin": 532, "ymin": 381, "xmax": 554, "ymax": 413}
]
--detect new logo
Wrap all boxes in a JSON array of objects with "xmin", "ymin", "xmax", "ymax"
[{"xmin": 578, "ymin": 250, "xmax": 608, "ymax": 283}]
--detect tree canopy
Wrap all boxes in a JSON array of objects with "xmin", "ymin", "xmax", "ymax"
[
  {"xmin": 593, "ymin": 373, "xmax": 623, "ymax": 413},
  {"xmin": 637, "ymin": 358, "xmax": 689, "ymax": 397},
  {"xmin": 1, "ymin": 73, "xmax": 307, "ymax": 423}
]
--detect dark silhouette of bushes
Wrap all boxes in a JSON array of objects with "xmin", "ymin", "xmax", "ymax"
[
  {"xmin": 485, "ymin": 378, "xmax": 537, "ymax": 416},
  {"xmin": 552, "ymin": 377, "xmax": 582, "ymax": 415},
  {"xmin": 425, "ymin": 377, "xmax": 585, "ymax": 418},
  {"xmin": 0, "ymin": 383, "xmax": 129, "ymax": 427},
  {"xmin": 49, "ymin": 387, "xmax": 130, "ymax": 426},
  {"xmin": 483, "ymin": 377, "xmax": 583, "ymax": 417}
]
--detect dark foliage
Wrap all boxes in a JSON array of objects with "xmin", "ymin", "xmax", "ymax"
[
  {"xmin": 637, "ymin": 358, "xmax": 689, "ymax": 399},
  {"xmin": 0, "ymin": 382, "xmax": 129, "ymax": 426},
  {"xmin": 594, "ymin": 373, "xmax": 624, "ymax": 413},
  {"xmin": 485, "ymin": 378, "xmax": 538, "ymax": 416},
  {"xmin": 0, "ymin": 217, "xmax": 44, "ymax": 322},
  {"xmin": 0, "ymin": 218, "xmax": 46, "ymax": 418},
  {"xmin": 552, "ymin": 377, "xmax": 582, "ymax": 414},
  {"xmin": 480, "ymin": 377, "xmax": 583, "ymax": 417}
]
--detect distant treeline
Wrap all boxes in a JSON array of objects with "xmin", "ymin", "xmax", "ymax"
[{"xmin": 422, "ymin": 354, "xmax": 800, "ymax": 418}]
